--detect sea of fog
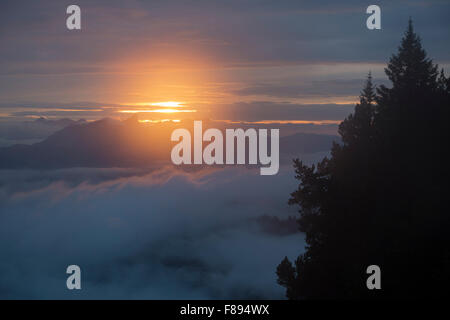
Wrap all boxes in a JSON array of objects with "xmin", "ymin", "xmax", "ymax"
[{"xmin": 0, "ymin": 155, "xmax": 327, "ymax": 299}]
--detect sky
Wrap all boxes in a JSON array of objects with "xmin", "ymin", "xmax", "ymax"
[
  {"xmin": 1, "ymin": 0, "xmax": 449, "ymax": 123},
  {"xmin": 0, "ymin": 0, "xmax": 449, "ymax": 299}
]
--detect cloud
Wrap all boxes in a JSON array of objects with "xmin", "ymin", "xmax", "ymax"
[
  {"xmin": 233, "ymin": 78, "xmax": 391, "ymax": 99},
  {"xmin": 2, "ymin": 0, "xmax": 449, "ymax": 73},
  {"xmin": 0, "ymin": 164, "xmax": 325, "ymax": 299},
  {"xmin": 211, "ymin": 102, "xmax": 355, "ymax": 121},
  {"xmin": 1, "ymin": 1, "xmax": 449, "ymax": 104}
]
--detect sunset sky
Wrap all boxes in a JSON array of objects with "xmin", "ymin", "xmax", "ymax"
[
  {"xmin": 1, "ymin": 0, "xmax": 450, "ymax": 300},
  {"xmin": 0, "ymin": 0, "xmax": 449, "ymax": 123}
]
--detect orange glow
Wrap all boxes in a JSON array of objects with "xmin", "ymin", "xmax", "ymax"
[
  {"xmin": 119, "ymin": 109, "xmax": 196, "ymax": 114},
  {"xmin": 138, "ymin": 119, "xmax": 181, "ymax": 123},
  {"xmin": 150, "ymin": 101, "xmax": 184, "ymax": 108},
  {"xmin": 122, "ymin": 101, "xmax": 185, "ymax": 108},
  {"xmin": 110, "ymin": 44, "xmax": 219, "ymax": 106}
]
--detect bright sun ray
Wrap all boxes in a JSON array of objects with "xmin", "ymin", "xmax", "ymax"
[
  {"xmin": 118, "ymin": 101, "xmax": 194, "ymax": 114},
  {"xmin": 138, "ymin": 119, "xmax": 181, "ymax": 123},
  {"xmin": 150, "ymin": 101, "xmax": 184, "ymax": 107},
  {"xmin": 121, "ymin": 101, "xmax": 185, "ymax": 108},
  {"xmin": 119, "ymin": 109, "xmax": 196, "ymax": 113}
]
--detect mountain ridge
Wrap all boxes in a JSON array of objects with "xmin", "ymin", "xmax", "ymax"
[{"xmin": 0, "ymin": 118, "xmax": 338, "ymax": 169}]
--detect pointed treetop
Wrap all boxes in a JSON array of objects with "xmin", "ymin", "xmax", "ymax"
[
  {"xmin": 385, "ymin": 18, "xmax": 438, "ymax": 89},
  {"xmin": 360, "ymin": 72, "xmax": 375, "ymax": 105},
  {"xmin": 402, "ymin": 17, "xmax": 420, "ymax": 51}
]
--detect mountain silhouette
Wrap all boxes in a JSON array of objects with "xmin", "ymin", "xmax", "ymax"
[{"xmin": 0, "ymin": 118, "xmax": 337, "ymax": 169}]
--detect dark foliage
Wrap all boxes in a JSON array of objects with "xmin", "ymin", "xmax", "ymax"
[{"xmin": 277, "ymin": 19, "xmax": 450, "ymax": 299}]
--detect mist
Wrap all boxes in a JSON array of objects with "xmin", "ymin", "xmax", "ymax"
[{"xmin": 0, "ymin": 163, "xmax": 322, "ymax": 299}]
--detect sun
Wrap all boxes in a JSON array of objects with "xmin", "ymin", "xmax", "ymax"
[
  {"xmin": 118, "ymin": 101, "xmax": 196, "ymax": 114},
  {"xmin": 149, "ymin": 101, "xmax": 184, "ymax": 108},
  {"xmin": 119, "ymin": 108, "xmax": 196, "ymax": 114},
  {"xmin": 122, "ymin": 101, "xmax": 185, "ymax": 108}
]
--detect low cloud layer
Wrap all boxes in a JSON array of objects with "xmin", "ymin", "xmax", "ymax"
[{"xmin": 0, "ymin": 163, "xmax": 326, "ymax": 299}]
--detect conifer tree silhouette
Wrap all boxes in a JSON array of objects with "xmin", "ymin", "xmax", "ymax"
[{"xmin": 277, "ymin": 20, "xmax": 450, "ymax": 299}]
